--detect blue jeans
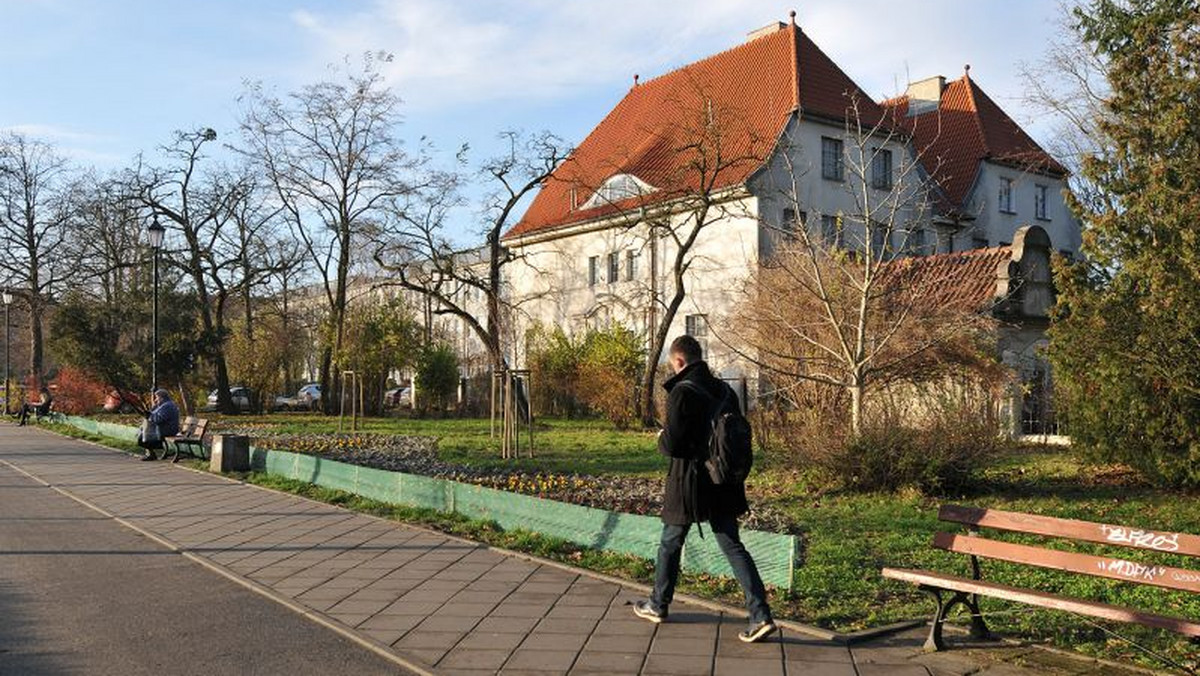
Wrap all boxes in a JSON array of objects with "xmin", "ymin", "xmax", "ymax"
[{"xmin": 650, "ymin": 515, "xmax": 772, "ymax": 624}]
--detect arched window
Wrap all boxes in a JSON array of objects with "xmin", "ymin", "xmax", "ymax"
[{"xmin": 581, "ymin": 174, "xmax": 654, "ymax": 209}]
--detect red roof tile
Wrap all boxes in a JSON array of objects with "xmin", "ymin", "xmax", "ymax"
[
  {"xmin": 506, "ymin": 23, "xmax": 886, "ymax": 240},
  {"xmin": 884, "ymin": 73, "xmax": 1066, "ymax": 214},
  {"xmin": 881, "ymin": 245, "xmax": 1013, "ymax": 313}
]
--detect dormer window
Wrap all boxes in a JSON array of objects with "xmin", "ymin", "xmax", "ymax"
[{"xmin": 581, "ymin": 174, "xmax": 654, "ymax": 209}]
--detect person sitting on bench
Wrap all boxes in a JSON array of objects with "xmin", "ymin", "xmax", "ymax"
[
  {"xmin": 138, "ymin": 389, "xmax": 181, "ymax": 461},
  {"xmin": 17, "ymin": 386, "xmax": 52, "ymax": 426}
]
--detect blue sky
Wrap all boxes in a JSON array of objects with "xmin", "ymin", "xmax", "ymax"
[{"xmin": 1, "ymin": 0, "xmax": 1078, "ymax": 236}]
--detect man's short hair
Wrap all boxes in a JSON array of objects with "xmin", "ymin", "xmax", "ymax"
[{"xmin": 669, "ymin": 335, "xmax": 703, "ymax": 363}]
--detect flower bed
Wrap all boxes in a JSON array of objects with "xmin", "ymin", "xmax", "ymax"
[{"xmin": 231, "ymin": 429, "xmax": 797, "ymax": 534}]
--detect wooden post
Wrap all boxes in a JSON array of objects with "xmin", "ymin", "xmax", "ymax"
[{"xmin": 490, "ymin": 369, "xmax": 498, "ymax": 440}]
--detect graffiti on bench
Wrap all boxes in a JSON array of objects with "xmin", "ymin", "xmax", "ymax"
[{"xmin": 1100, "ymin": 524, "xmax": 1180, "ymax": 552}]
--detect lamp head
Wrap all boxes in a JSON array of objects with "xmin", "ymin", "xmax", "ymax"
[
  {"xmin": 148, "ymin": 216, "xmax": 166, "ymax": 250},
  {"xmin": 1, "ymin": 290, "xmax": 11, "ymax": 306}
]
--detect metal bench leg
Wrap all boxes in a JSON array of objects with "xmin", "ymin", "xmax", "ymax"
[
  {"xmin": 966, "ymin": 594, "xmax": 991, "ymax": 639},
  {"xmin": 918, "ymin": 585, "xmax": 948, "ymax": 652}
]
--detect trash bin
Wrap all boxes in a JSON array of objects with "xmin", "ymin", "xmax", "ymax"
[{"xmin": 210, "ymin": 434, "xmax": 250, "ymax": 473}]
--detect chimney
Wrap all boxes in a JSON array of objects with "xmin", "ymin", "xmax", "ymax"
[
  {"xmin": 746, "ymin": 21, "xmax": 787, "ymax": 42},
  {"xmin": 904, "ymin": 75, "xmax": 946, "ymax": 116}
]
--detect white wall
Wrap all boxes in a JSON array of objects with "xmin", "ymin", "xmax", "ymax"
[
  {"xmin": 953, "ymin": 162, "xmax": 1082, "ymax": 254},
  {"xmin": 503, "ymin": 195, "xmax": 761, "ymax": 380}
]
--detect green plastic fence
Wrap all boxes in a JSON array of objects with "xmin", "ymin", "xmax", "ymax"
[{"xmin": 61, "ymin": 416, "xmax": 798, "ymax": 588}]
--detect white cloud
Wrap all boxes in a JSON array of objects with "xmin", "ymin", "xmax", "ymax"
[
  {"xmin": 289, "ymin": 0, "xmax": 771, "ymax": 109},
  {"xmin": 3, "ymin": 124, "xmax": 124, "ymax": 167},
  {"xmin": 4, "ymin": 123, "xmax": 111, "ymax": 143},
  {"xmin": 289, "ymin": 0, "xmax": 1075, "ymax": 143}
]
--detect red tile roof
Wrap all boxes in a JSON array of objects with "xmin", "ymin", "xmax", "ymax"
[
  {"xmin": 884, "ymin": 72, "xmax": 1067, "ymax": 214},
  {"xmin": 506, "ymin": 22, "xmax": 886, "ymax": 240},
  {"xmin": 881, "ymin": 245, "xmax": 1013, "ymax": 313}
]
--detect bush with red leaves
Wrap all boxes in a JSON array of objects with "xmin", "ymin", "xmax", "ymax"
[{"xmin": 50, "ymin": 367, "xmax": 109, "ymax": 415}]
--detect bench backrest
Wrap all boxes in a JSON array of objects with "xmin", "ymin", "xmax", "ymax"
[
  {"xmin": 937, "ymin": 504, "xmax": 1200, "ymax": 594},
  {"xmin": 191, "ymin": 418, "xmax": 209, "ymax": 439},
  {"xmin": 179, "ymin": 416, "xmax": 197, "ymax": 436}
]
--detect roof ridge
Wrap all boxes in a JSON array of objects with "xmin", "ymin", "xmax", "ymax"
[
  {"xmin": 789, "ymin": 18, "xmax": 801, "ymax": 110},
  {"xmin": 633, "ymin": 23, "xmax": 791, "ymax": 90},
  {"xmin": 959, "ymin": 71, "xmax": 992, "ymax": 159}
]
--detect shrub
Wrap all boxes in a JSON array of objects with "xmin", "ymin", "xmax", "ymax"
[
  {"xmin": 763, "ymin": 376, "xmax": 1010, "ymax": 494},
  {"xmin": 526, "ymin": 324, "xmax": 584, "ymax": 417},
  {"xmin": 526, "ymin": 323, "xmax": 646, "ymax": 427},
  {"xmin": 821, "ymin": 394, "xmax": 1008, "ymax": 494},
  {"xmin": 576, "ymin": 326, "xmax": 644, "ymax": 429},
  {"xmin": 51, "ymin": 367, "xmax": 109, "ymax": 415},
  {"xmin": 415, "ymin": 343, "xmax": 459, "ymax": 413}
]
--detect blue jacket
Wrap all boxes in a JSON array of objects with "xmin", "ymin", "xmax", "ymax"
[{"xmin": 149, "ymin": 400, "xmax": 181, "ymax": 437}]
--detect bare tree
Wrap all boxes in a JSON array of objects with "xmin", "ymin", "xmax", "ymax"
[
  {"xmin": 0, "ymin": 132, "xmax": 74, "ymax": 381},
  {"xmin": 615, "ymin": 91, "xmax": 768, "ymax": 427},
  {"xmin": 374, "ymin": 130, "xmax": 570, "ymax": 372},
  {"xmin": 65, "ymin": 172, "xmax": 147, "ymax": 307},
  {"xmin": 1019, "ymin": 2, "xmax": 1112, "ymax": 213},
  {"xmin": 133, "ymin": 129, "xmax": 287, "ymax": 412},
  {"xmin": 239, "ymin": 52, "xmax": 426, "ymax": 413},
  {"xmin": 726, "ymin": 100, "xmax": 995, "ymax": 433}
]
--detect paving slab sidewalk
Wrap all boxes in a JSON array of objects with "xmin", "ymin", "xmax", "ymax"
[{"xmin": 0, "ymin": 425, "xmax": 1161, "ymax": 675}]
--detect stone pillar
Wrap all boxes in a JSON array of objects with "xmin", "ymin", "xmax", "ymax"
[{"xmin": 210, "ymin": 434, "xmax": 250, "ymax": 473}]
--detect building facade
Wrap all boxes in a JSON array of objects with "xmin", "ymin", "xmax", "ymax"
[{"xmin": 497, "ymin": 18, "xmax": 1078, "ymax": 430}]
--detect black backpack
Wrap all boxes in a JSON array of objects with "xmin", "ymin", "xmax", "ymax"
[{"xmin": 679, "ymin": 381, "xmax": 754, "ymax": 485}]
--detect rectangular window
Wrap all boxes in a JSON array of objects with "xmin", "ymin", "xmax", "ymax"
[
  {"xmin": 685, "ymin": 314, "xmax": 708, "ymax": 338},
  {"xmin": 607, "ymin": 252, "xmax": 620, "ymax": 283},
  {"xmin": 625, "ymin": 250, "xmax": 638, "ymax": 281},
  {"xmin": 871, "ymin": 148, "xmax": 893, "ymax": 190},
  {"xmin": 821, "ymin": 137, "xmax": 844, "ymax": 181},
  {"xmin": 1035, "ymin": 184, "xmax": 1048, "ymax": 220},
  {"xmin": 820, "ymin": 214, "xmax": 841, "ymax": 247},
  {"xmin": 780, "ymin": 208, "xmax": 806, "ymax": 240},
  {"xmin": 588, "ymin": 256, "xmax": 599, "ymax": 286},
  {"xmin": 998, "ymin": 177, "xmax": 1014, "ymax": 214}
]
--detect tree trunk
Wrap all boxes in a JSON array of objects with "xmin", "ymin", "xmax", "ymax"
[
  {"xmin": 640, "ymin": 276, "xmax": 688, "ymax": 428},
  {"xmin": 849, "ymin": 381, "xmax": 863, "ymax": 436},
  {"xmin": 28, "ymin": 299, "xmax": 43, "ymax": 383},
  {"xmin": 319, "ymin": 344, "xmax": 333, "ymax": 414}
]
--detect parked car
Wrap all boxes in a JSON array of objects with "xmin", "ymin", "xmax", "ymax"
[
  {"xmin": 297, "ymin": 383, "xmax": 321, "ymax": 410},
  {"xmin": 384, "ymin": 386, "xmax": 412, "ymax": 408},
  {"xmin": 206, "ymin": 386, "xmax": 252, "ymax": 412}
]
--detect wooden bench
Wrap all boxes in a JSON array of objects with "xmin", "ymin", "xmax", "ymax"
[
  {"xmin": 165, "ymin": 416, "xmax": 209, "ymax": 463},
  {"xmin": 883, "ymin": 504, "xmax": 1200, "ymax": 658}
]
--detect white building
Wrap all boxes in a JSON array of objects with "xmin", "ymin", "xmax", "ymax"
[{"xmin": 497, "ymin": 19, "xmax": 1078, "ymax": 427}]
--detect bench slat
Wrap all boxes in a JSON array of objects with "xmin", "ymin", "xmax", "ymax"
[
  {"xmin": 934, "ymin": 532, "xmax": 1200, "ymax": 594},
  {"xmin": 882, "ymin": 567, "xmax": 1200, "ymax": 637},
  {"xmin": 939, "ymin": 505, "xmax": 1200, "ymax": 558}
]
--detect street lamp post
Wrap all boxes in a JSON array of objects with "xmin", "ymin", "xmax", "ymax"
[
  {"xmin": 2, "ymin": 290, "xmax": 11, "ymax": 415},
  {"xmin": 147, "ymin": 217, "xmax": 166, "ymax": 391}
]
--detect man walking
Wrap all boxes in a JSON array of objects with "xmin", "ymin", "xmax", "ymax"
[{"xmin": 634, "ymin": 335, "xmax": 776, "ymax": 643}]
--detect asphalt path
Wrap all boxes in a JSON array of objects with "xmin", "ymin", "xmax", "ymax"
[{"xmin": 0, "ymin": 444, "xmax": 408, "ymax": 675}]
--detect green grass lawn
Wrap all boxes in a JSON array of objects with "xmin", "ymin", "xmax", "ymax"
[
  {"xmin": 69, "ymin": 413, "xmax": 1200, "ymax": 671},
  {"xmin": 194, "ymin": 413, "xmax": 668, "ymax": 476},
  {"xmin": 766, "ymin": 449, "xmax": 1200, "ymax": 671}
]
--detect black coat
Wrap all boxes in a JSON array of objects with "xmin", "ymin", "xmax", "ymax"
[{"xmin": 657, "ymin": 360, "xmax": 748, "ymax": 525}]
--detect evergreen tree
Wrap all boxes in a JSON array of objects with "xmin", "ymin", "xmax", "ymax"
[{"xmin": 1049, "ymin": 0, "xmax": 1200, "ymax": 486}]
